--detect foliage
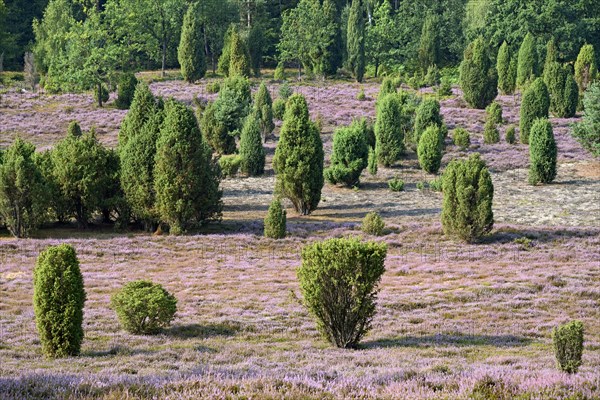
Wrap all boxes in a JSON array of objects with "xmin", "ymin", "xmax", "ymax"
[
  {"xmin": 110, "ymin": 280, "xmax": 177, "ymax": 335},
  {"xmin": 118, "ymin": 83, "xmax": 159, "ymax": 148},
  {"xmin": 505, "ymin": 125, "xmax": 516, "ymax": 144},
  {"xmin": 200, "ymin": 102, "xmax": 235, "ymax": 155},
  {"xmin": 497, "ymin": 41, "xmax": 516, "ymax": 95},
  {"xmin": 375, "ymin": 94, "xmax": 407, "ymax": 167},
  {"xmin": 367, "ymin": 148, "xmax": 377, "ymax": 175},
  {"xmin": 228, "ymin": 28, "xmax": 251, "ymax": 78},
  {"xmin": 552, "ymin": 320, "xmax": 584, "ymax": 374},
  {"xmin": 418, "ymin": 13, "xmax": 439, "ymax": 74},
  {"xmin": 298, "ymin": 237, "xmax": 387, "ymax": 348},
  {"xmin": 324, "ymin": 122, "xmax": 369, "ymax": 187},
  {"xmin": 483, "ymin": 119, "xmax": 500, "ymax": 144},
  {"xmin": 154, "ymin": 100, "xmax": 222, "ymax": 234},
  {"xmin": 388, "ymin": 177, "xmax": 405, "ymax": 192},
  {"xmin": 459, "ymin": 37, "xmax": 498, "ymax": 109},
  {"xmin": 94, "ymin": 84, "xmax": 109, "ymax": 106},
  {"xmin": 206, "ymin": 81, "xmax": 220, "ymax": 94},
  {"xmin": 517, "ymin": 32, "xmax": 538, "ymax": 88},
  {"xmin": 437, "ymin": 77, "xmax": 453, "ymax": 96},
  {"xmin": 239, "ymin": 113, "xmax": 265, "ymax": 176},
  {"xmin": 545, "ymin": 62, "xmax": 578, "ymax": 118},
  {"xmin": 414, "ymin": 99, "xmax": 445, "ymax": 144},
  {"xmin": 115, "ymin": 73, "xmax": 138, "ymax": 110},
  {"xmin": 361, "ymin": 211, "xmax": 384, "ymax": 236},
  {"xmin": 279, "ymin": 82, "xmax": 293, "ymax": 100},
  {"xmin": 528, "ymin": 118, "xmax": 557, "ymax": 185},
  {"xmin": 452, "ymin": 128, "xmax": 470, "ymax": 149},
  {"xmin": 441, "ymin": 153, "xmax": 494, "ymax": 243},
  {"xmin": 273, "ymin": 94, "xmax": 324, "ymax": 215},
  {"xmin": 486, "ymin": 102, "xmax": 503, "ymax": 125},
  {"xmin": 520, "ymin": 78, "xmax": 549, "ymax": 144},
  {"xmin": 356, "ymin": 86, "xmax": 366, "ymax": 101},
  {"xmin": 572, "ymin": 83, "xmax": 600, "ymax": 157},
  {"xmin": 428, "ymin": 178, "xmax": 443, "ymax": 192},
  {"xmin": 346, "ymin": 0, "xmax": 365, "ymax": 82},
  {"xmin": 574, "ymin": 44, "xmax": 597, "ymax": 98},
  {"xmin": 424, "ymin": 65, "xmax": 440, "ymax": 87},
  {"xmin": 254, "ymin": 82, "xmax": 274, "ymax": 141},
  {"xmin": 178, "ymin": 2, "xmax": 206, "ymax": 83},
  {"xmin": 274, "ymin": 61, "xmax": 285, "ymax": 80},
  {"xmin": 0, "ymin": 138, "xmax": 46, "ymax": 238},
  {"xmin": 272, "ymin": 98, "xmax": 286, "ymax": 120},
  {"xmin": 33, "ymin": 244, "xmax": 85, "ymax": 357},
  {"xmin": 264, "ymin": 198, "xmax": 286, "ymax": 239},
  {"xmin": 378, "ymin": 77, "xmax": 396, "ymax": 99},
  {"xmin": 417, "ymin": 125, "xmax": 443, "ymax": 174}
]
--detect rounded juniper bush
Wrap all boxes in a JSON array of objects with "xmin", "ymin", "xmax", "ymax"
[
  {"xmin": 520, "ymin": 78, "xmax": 549, "ymax": 144},
  {"xmin": 452, "ymin": 128, "xmax": 470, "ymax": 149},
  {"xmin": 505, "ymin": 125, "xmax": 516, "ymax": 144},
  {"xmin": 264, "ymin": 198, "xmax": 286, "ymax": 239},
  {"xmin": 362, "ymin": 211, "xmax": 385, "ymax": 236},
  {"xmin": 486, "ymin": 101, "xmax": 503, "ymax": 125},
  {"xmin": 553, "ymin": 320, "xmax": 584, "ymax": 374},
  {"xmin": 459, "ymin": 37, "xmax": 498, "ymax": 109},
  {"xmin": 324, "ymin": 122, "xmax": 369, "ymax": 187},
  {"xmin": 528, "ymin": 118, "xmax": 557, "ymax": 185},
  {"xmin": 414, "ymin": 98, "xmax": 445, "ymax": 144},
  {"xmin": 483, "ymin": 119, "xmax": 500, "ymax": 144},
  {"xmin": 34, "ymin": 244, "xmax": 86, "ymax": 358},
  {"xmin": 417, "ymin": 125, "xmax": 443, "ymax": 174}
]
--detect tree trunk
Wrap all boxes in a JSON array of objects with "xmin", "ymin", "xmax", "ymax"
[
  {"xmin": 97, "ymin": 82, "xmax": 103, "ymax": 107},
  {"xmin": 161, "ymin": 40, "xmax": 167, "ymax": 78},
  {"xmin": 375, "ymin": 59, "xmax": 379, "ymax": 78}
]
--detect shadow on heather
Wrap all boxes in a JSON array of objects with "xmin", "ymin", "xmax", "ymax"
[{"xmin": 362, "ymin": 334, "xmax": 532, "ymax": 349}]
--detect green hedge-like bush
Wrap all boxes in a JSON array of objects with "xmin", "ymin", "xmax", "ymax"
[
  {"xmin": 572, "ymin": 83, "xmax": 600, "ymax": 156},
  {"xmin": 553, "ymin": 320, "xmax": 584, "ymax": 374},
  {"xmin": 520, "ymin": 78, "xmax": 550, "ymax": 144},
  {"xmin": 264, "ymin": 198, "xmax": 286, "ymax": 239},
  {"xmin": 298, "ymin": 238, "xmax": 387, "ymax": 348},
  {"xmin": 111, "ymin": 280, "xmax": 177, "ymax": 335},
  {"xmin": 34, "ymin": 244, "xmax": 86, "ymax": 357},
  {"xmin": 325, "ymin": 122, "xmax": 369, "ymax": 187},
  {"xmin": 414, "ymin": 99, "xmax": 445, "ymax": 144},
  {"xmin": 486, "ymin": 101, "xmax": 503, "ymax": 125},
  {"xmin": 528, "ymin": 118, "xmax": 557, "ymax": 185},
  {"xmin": 362, "ymin": 212, "xmax": 385, "ymax": 236},
  {"xmin": 452, "ymin": 128, "xmax": 470, "ymax": 149}
]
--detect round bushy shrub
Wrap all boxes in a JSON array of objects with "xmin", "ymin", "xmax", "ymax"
[
  {"xmin": 486, "ymin": 101, "xmax": 503, "ymax": 125},
  {"xmin": 452, "ymin": 128, "xmax": 470, "ymax": 149},
  {"xmin": 417, "ymin": 125, "xmax": 443, "ymax": 174},
  {"xmin": 356, "ymin": 87, "xmax": 366, "ymax": 101},
  {"xmin": 497, "ymin": 41, "xmax": 516, "ymax": 95},
  {"xmin": 111, "ymin": 280, "xmax": 177, "ymax": 335},
  {"xmin": 413, "ymin": 99, "xmax": 445, "ymax": 144},
  {"xmin": 324, "ymin": 123, "xmax": 369, "ymax": 187},
  {"xmin": 264, "ymin": 198, "xmax": 286, "ymax": 239},
  {"xmin": 272, "ymin": 98, "xmax": 286, "ymax": 120},
  {"xmin": 375, "ymin": 94, "xmax": 406, "ymax": 166},
  {"xmin": 520, "ymin": 78, "xmax": 549, "ymax": 144},
  {"xmin": 239, "ymin": 112, "xmax": 265, "ymax": 176},
  {"xmin": 206, "ymin": 81, "xmax": 220, "ymax": 94},
  {"xmin": 115, "ymin": 73, "xmax": 138, "ymax": 110},
  {"xmin": 388, "ymin": 177, "xmax": 405, "ymax": 192},
  {"xmin": 553, "ymin": 320, "xmax": 584, "ymax": 374},
  {"xmin": 505, "ymin": 125, "xmax": 516, "ymax": 144},
  {"xmin": 362, "ymin": 212, "xmax": 384, "ymax": 236},
  {"xmin": 528, "ymin": 118, "xmax": 557, "ymax": 185},
  {"xmin": 34, "ymin": 244, "xmax": 86, "ymax": 357},
  {"xmin": 459, "ymin": 37, "xmax": 498, "ymax": 109},
  {"xmin": 572, "ymin": 83, "xmax": 600, "ymax": 156},
  {"xmin": 517, "ymin": 32, "xmax": 538, "ymax": 88},
  {"xmin": 218, "ymin": 154, "xmax": 241, "ymax": 178},
  {"xmin": 441, "ymin": 153, "xmax": 494, "ymax": 243},
  {"xmin": 298, "ymin": 237, "xmax": 387, "ymax": 348},
  {"xmin": 483, "ymin": 119, "xmax": 500, "ymax": 144}
]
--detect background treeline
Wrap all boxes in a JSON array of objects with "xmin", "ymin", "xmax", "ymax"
[{"xmin": 1, "ymin": 0, "xmax": 598, "ymax": 85}]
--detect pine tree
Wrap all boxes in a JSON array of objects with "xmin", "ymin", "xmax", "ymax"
[
  {"xmin": 154, "ymin": 100, "xmax": 222, "ymax": 234},
  {"xmin": 529, "ymin": 118, "xmax": 557, "ymax": 185},
  {"xmin": 347, "ymin": 0, "xmax": 365, "ymax": 82},
  {"xmin": 178, "ymin": 2, "xmax": 206, "ymax": 83},
  {"xmin": 375, "ymin": 94, "xmax": 406, "ymax": 167},
  {"xmin": 273, "ymin": 94, "xmax": 324, "ymax": 215},
  {"xmin": 418, "ymin": 13, "xmax": 439, "ymax": 74},
  {"xmin": 520, "ymin": 78, "xmax": 550, "ymax": 144},
  {"xmin": 239, "ymin": 112, "xmax": 265, "ymax": 176},
  {"xmin": 0, "ymin": 138, "xmax": 46, "ymax": 238},
  {"xmin": 517, "ymin": 32, "xmax": 538, "ymax": 88},
  {"xmin": 497, "ymin": 41, "xmax": 516, "ymax": 95},
  {"xmin": 254, "ymin": 81, "xmax": 274, "ymax": 142},
  {"xmin": 459, "ymin": 37, "xmax": 498, "ymax": 109},
  {"xmin": 574, "ymin": 44, "xmax": 598, "ymax": 101}
]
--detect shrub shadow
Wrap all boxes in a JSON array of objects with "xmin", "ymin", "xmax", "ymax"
[
  {"xmin": 165, "ymin": 323, "xmax": 241, "ymax": 339},
  {"xmin": 84, "ymin": 346, "xmax": 154, "ymax": 358},
  {"xmin": 485, "ymin": 226, "xmax": 599, "ymax": 245},
  {"xmin": 362, "ymin": 334, "xmax": 532, "ymax": 349}
]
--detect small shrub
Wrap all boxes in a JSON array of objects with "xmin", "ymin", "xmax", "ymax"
[
  {"xmin": 367, "ymin": 148, "xmax": 377, "ymax": 175},
  {"xmin": 206, "ymin": 81, "xmax": 221, "ymax": 94},
  {"xmin": 264, "ymin": 198, "xmax": 286, "ymax": 239},
  {"xmin": 417, "ymin": 125, "xmax": 443, "ymax": 174},
  {"xmin": 416, "ymin": 181, "xmax": 426, "ymax": 190},
  {"xmin": 505, "ymin": 125, "xmax": 516, "ymax": 144},
  {"xmin": 424, "ymin": 64, "xmax": 440, "ymax": 87},
  {"xmin": 298, "ymin": 238, "xmax": 387, "ymax": 348},
  {"xmin": 428, "ymin": 178, "xmax": 442, "ymax": 192},
  {"xmin": 274, "ymin": 61, "xmax": 285, "ymax": 81},
  {"xmin": 528, "ymin": 118, "xmax": 557, "ymax": 185},
  {"xmin": 486, "ymin": 101, "xmax": 503, "ymax": 125},
  {"xmin": 408, "ymin": 72, "xmax": 424, "ymax": 90},
  {"xmin": 379, "ymin": 77, "xmax": 396, "ymax": 99},
  {"xmin": 94, "ymin": 84, "xmax": 109, "ymax": 106},
  {"xmin": 33, "ymin": 244, "xmax": 86, "ymax": 357},
  {"xmin": 362, "ymin": 211, "xmax": 385, "ymax": 236},
  {"xmin": 414, "ymin": 99, "xmax": 446, "ymax": 144},
  {"xmin": 239, "ymin": 112, "xmax": 265, "ymax": 176},
  {"xmin": 437, "ymin": 78, "xmax": 452, "ymax": 96},
  {"xmin": 110, "ymin": 280, "xmax": 177, "ymax": 335},
  {"xmin": 272, "ymin": 98, "xmax": 286, "ymax": 120},
  {"xmin": 572, "ymin": 82, "xmax": 600, "ymax": 156},
  {"xmin": 553, "ymin": 320, "xmax": 584, "ymax": 374},
  {"xmin": 471, "ymin": 376, "xmax": 513, "ymax": 400},
  {"xmin": 483, "ymin": 119, "xmax": 500, "ymax": 144},
  {"xmin": 67, "ymin": 121, "xmax": 82, "ymax": 137},
  {"xmin": 115, "ymin": 73, "xmax": 138, "ymax": 110},
  {"xmin": 218, "ymin": 154, "xmax": 241, "ymax": 178},
  {"xmin": 452, "ymin": 128, "xmax": 470, "ymax": 149},
  {"xmin": 325, "ymin": 123, "xmax": 369, "ymax": 187},
  {"xmin": 278, "ymin": 82, "xmax": 293, "ymax": 100},
  {"xmin": 520, "ymin": 78, "xmax": 550, "ymax": 144},
  {"xmin": 388, "ymin": 177, "xmax": 405, "ymax": 192},
  {"xmin": 356, "ymin": 86, "xmax": 366, "ymax": 101}
]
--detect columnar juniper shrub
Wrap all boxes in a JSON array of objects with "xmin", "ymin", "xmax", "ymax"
[
  {"xmin": 459, "ymin": 37, "xmax": 498, "ymax": 109},
  {"xmin": 367, "ymin": 148, "xmax": 377, "ymax": 175},
  {"xmin": 177, "ymin": 2, "xmax": 206, "ymax": 83},
  {"xmin": 279, "ymin": 82, "xmax": 293, "ymax": 100},
  {"xmin": 520, "ymin": 78, "xmax": 550, "ymax": 144},
  {"xmin": 483, "ymin": 119, "xmax": 500, "ymax": 144},
  {"xmin": 118, "ymin": 83, "xmax": 158, "ymax": 149},
  {"xmin": 437, "ymin": 77, "xmax": 452, "ymax": 96},
  {"xmin": 274, "ymin": 61, "xmax": 285, "ymax": 80},
  {"xmin": 546, "ymin": 61, "xmax": 578, "ymax": 118},
  {"xmin": 115, "ymin": 72, "xmax": 138, "ymax": 110},
  {"xmin": 264, "ymin": 198, "xmax": 286, "ymax": 239},
  {"xmin": 441, "ymin": 153, "xmax": 494, "ymax": 243},
  {"xmin": 388, "ymin": 176, "xmax": 405, "ymax": 192},
  {"xmin": 574, "ymin": 44, "xmax": 597, "ymax": 102},
  {"xmin": 505, "ymin": 125, "xmax": 516, "ymax": 144},
  {"xmin": 486, "ymin": 101, "xmax": 503, "ymax": 125},
  {"xmin": 418, "ymin": 13, "xmax": 439, "ymax": 74},
  {"xmin": 111, "ymin": 280, "xmax": 177, "ymax": 335},
  {"xmin": 528, "ymin": 118, "xmax": 557, "ymax": 185},
  {"xmin": 375, "ymin": 94, "xmax": 406, "ymax": 167},
  {"xmin": 239, "ymin": 112, "xmax": 265, "ymax": 176},
  {"xmin": 33, "ymin": 244, "xmax": 85, "ymax": 357},
  {"xmin": 67, "ymin": 120, "xmax": 82, "ymax": 137},
  {"xmin": 325, "ymin": 123, "xmax": 369, "ymax": 187},
  {"xmin": 254, "ymin": 82, "xmax": 275, "ymax": 142},
  {"xmin": 361, "ymin": 211, "xmax": 384, "ymax": 236},
  {"xmin": 379, "ymin": 77, "xmax": 396, "ymax": 99},
  {"xmin": 298, "ymin": 237, "xmax": 387, "ymax": 348},
  {"xmin": 553, "ymin": 320, "xmax": 584, "ymax": 374},
  {"xmin": 227, "ymin": 28, "xmax": 251, "ymax": 78},
  {"xmin": 572, "ymin": 83, "xmax": 600, "ymax": 156},
  {"xmin": 347, "ymin": 0, "xmax": 366, "ymax": 82},
  {"xmin": 417, "ymin": 125, "xmax": 443, "ymax": 174},
  {"xmin": 497, "ymin": 41, "xmax": 516, "ymax": 95},
  {"xmin": 413, "ymin": 99, "xmax": 445, "ymax": 144},
  {"xmin": 517, "ymin": 32, "xmax": 538, "ymax": 89},
  {"xmin": 272, "ymin": 98, "xmax": 286, "ymax": 120},
  {"xmin": 452, "ymin": 128, "xmax": 470, "ymax": 149},
  {"xmin": 273, "ymin": 94, "xmax": 324, "ymax": 215},
  {"xmin": 213, "ymin": 75, "xmax": 252, "ymax": 137}
]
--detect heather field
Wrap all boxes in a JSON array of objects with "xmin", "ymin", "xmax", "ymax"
[{"xmin": 1, "ymin": 78, "xmax": 600, "ymax": 399}]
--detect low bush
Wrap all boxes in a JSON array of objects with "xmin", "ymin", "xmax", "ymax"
[
  {"xmin": 367, "ymin": 148, "xmax": 377, "ymax": 175},
  {"xmin": 428, "ymin": 178, "xmax": 442, "ymax": 192},
  {"xmin": 417, "ymin": 125, "xmax": 443, "ymax": 174},
  {"xmin": 111, "ymin": 280, "xmax": 177, "ymax": 335},
  {"xmin": 356, "ymin": 87, "xmax": 366, "ymax": 101},
  {"xmin": 206, "ymin": 81, "xmax": 221, "ymax": 94},
  {"xmin": 279, "ymin": 82, "xmax": 293, "ymax": 100},
  {"xmin": 553, "ymin": 320, "xmax": 584, "ymax": 374},
  {"xmin": 505, "ymin": 125, "xmax": 516, "ymax": 144},
  {"xmin": 486, "ymin": 101, "xmax": 503, "ymax": 125},
  {"xmin": 362, "ymin": 212, "xmax": 385, "ymax": 236},
  {"xmin": 298, "ymin": 237, "xmax": 387, "ymax": 348},
  {"xmin": 264, "ymin": 198, "xmax": 286, "ymax": 239},
  {"xmin": 483, "ymin": 119, "xmax": 500, "ymax": 144},
  {"xmin": 218, "ymin": 155, "xmax": 241, "ymax": 178},
  {"xmin": 388, "ymin": 176, "xmax": 405, "ymax": 192},
  {"xmin": 452, "ymin": 128, "xmax": 470, "ymax": 149}
]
